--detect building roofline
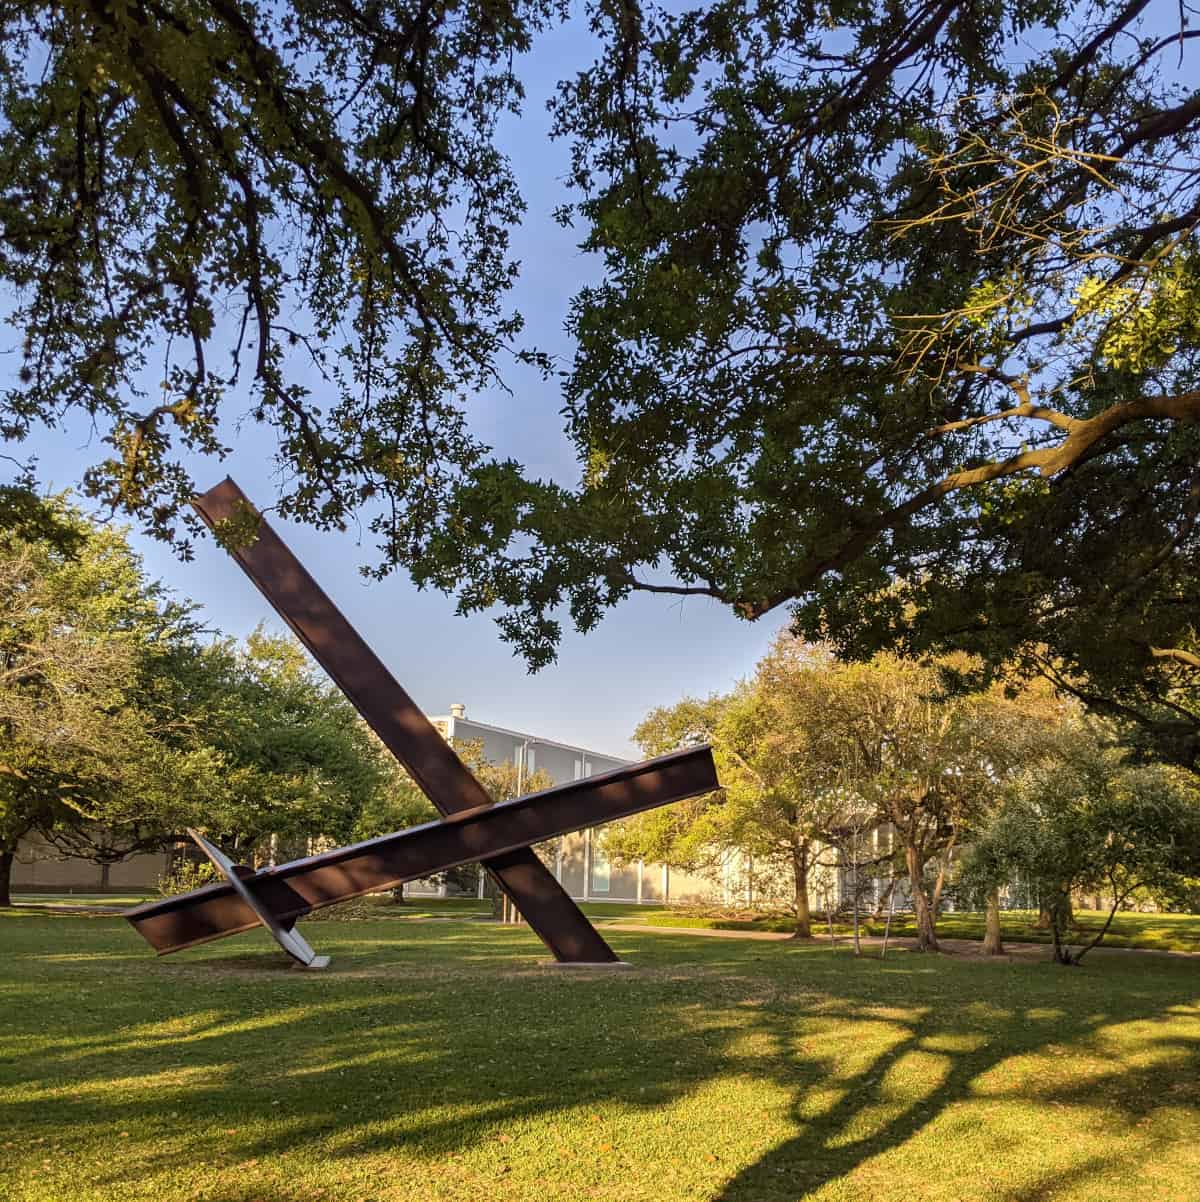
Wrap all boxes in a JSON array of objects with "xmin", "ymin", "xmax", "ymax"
[{"xmin": 428, "ymin": 714, "xmax": 631, "ymax": 764}]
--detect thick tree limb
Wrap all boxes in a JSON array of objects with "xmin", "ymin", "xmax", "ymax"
[{"xmin": 1150, "ymin": 648, "xmax": 1200, "ymax": 670}]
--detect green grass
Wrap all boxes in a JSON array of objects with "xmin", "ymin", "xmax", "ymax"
[
  {"xmin": 853, "ymin": 909, "xmax": 1200, "ymax": 952},
  {"xmin": 17, "ymin": 892, "xmax": 1200, "ymax": 951},
  {"xmin": 588, "ymin": 901, "xmax": 1200, "ymax": 952},
  {"xmin": 3, "ymin": 908, "xmax": 1199, "ymax": 1201}
]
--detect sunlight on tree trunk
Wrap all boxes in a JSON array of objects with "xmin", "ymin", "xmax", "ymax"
[
  {"xmin": 982, "ymin": 888, "xmax": 1004, "ymax": 955},
  {"xmin": 792, "ymin": 844, "xmax": 812, "ymax": 939}
]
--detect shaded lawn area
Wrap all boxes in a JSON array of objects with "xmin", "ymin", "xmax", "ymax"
[{"xmin": 3, "ymin": 910, "xmax": 1199, "ymax": 1202}]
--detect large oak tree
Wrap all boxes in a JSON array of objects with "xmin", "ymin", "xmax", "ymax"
[
  {"xmin": 3, "ymin": 1, "xmax": 1199, "ymax": 757},
  {"xmin": 0, "ymin": 497, "xmax": 398, "ymax": 903}
]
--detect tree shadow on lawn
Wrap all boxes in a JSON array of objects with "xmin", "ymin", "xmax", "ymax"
[{"xmin": 4, "ymin": 918, "xmax": 1200, "ymax": 1201}]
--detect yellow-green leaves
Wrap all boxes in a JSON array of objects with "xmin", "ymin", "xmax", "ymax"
[{"xmin": 1071, "ymin": 255, "xmax": 1200, "ymax": 374}]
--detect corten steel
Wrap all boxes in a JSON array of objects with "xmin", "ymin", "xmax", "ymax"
[
  {"xmin": 126, "ymin": 746, "xmax": 718, "ymax": 957},
  {"xmin": 191, "ymin": 476, "xmax": 617, "ymax": 963}
]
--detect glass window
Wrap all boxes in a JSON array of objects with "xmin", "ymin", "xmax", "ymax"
[{"xmin": 591, "ymin": 846, "xmax": 611, "ymax": 893}]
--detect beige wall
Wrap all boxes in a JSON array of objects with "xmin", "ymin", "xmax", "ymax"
[
  {"xmin": 545, "ymin": 830, "xmax": 725, "ymax": 905},
  {"xmin": 12, "ymin": 833, "xmax": 169, "ymax": 894}
]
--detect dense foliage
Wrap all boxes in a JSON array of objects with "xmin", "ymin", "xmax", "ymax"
[
  {"xmin": 614, "ymin": 634, "xmax": 1058, "ymax": 948},
  {"xmin": 0, "ymin": 0, "xmax": 558, "ymax": 545},
  {"xmin": 2, "ymin": 1, "xmax": 1198, "ymax": 761},
  {"xmin": 966, "ymin": 739, "xmax": 1200, "ymax": 962},
  {"xmin": 0, "ymin": 497, "xmax": 400, "ymax": 902}
]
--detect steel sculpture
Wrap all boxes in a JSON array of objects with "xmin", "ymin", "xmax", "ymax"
[{"xmin": 124, "ymin": 479, "xmax": 718, "ymax": 968}]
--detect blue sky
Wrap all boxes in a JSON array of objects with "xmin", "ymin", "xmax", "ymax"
[{"xmin": 11, "ymin": 13, "xmax": 787, "ymax": 760}]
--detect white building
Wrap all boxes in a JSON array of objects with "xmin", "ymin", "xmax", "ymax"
[{"xmin": 424, "ymin": 704, "xmax": 722, "ymax": 904}]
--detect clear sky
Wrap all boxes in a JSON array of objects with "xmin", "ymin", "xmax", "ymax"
[{"xmin": 10, "ymin": 13, "xmax": 788, "ymax": 760}]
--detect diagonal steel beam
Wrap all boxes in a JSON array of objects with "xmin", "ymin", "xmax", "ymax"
[
  {"xmin": 191, "ymin": 478, "xmax": 619, "ymax": 962},
  {"xmin": 126, "ymin": 746, "xmax": 717, "ymax": 956}
]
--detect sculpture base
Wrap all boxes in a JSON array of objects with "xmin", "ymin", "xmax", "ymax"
[{"xmin": 292, "ymin": 955, "xmax": 331, "ymax": 970}]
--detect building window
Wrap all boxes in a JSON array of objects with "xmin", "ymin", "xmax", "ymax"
[{"xmin": 591, "ymin": 847, "xmax": 611, "ymax": 894}]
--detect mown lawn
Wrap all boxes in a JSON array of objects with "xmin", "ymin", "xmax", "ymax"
[
  {"xmin": 3, "ymin": 908, "xmax": 1199, "ymax": 1202},
  {"xmin": 852, "ymin": 909, "xmax": 1200, "ymax": 952},
  {"xmin": 612, "ymin": 907, "xmax": 1200, "ymax": 951},
  {"xmin": 14, "ymin": 890, "xmax": 1200, "ymax": 950}
]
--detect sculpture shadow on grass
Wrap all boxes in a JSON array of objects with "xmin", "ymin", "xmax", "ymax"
[{"xmin": 4, "ymin": 916, "xmax": 1199, "ymax": 1202}]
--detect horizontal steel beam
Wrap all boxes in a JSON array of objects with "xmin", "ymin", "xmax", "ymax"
[
  {"xmin": 126, "ymin": 745, "xmax": 717, "ymax": 956},
  {"xmin": 191, "ymin": 477, "xmax": 620, "ymax": 963}
]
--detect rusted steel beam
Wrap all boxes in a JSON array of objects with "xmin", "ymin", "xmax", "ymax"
[
  {"xmin": 126, "ymin": 746, "xmax": 717, "ymax": 956},
  {"xmin": 191, "ymin": 477, "xmax": 620, "ymax": 963}
]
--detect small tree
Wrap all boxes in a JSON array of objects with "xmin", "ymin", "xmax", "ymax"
[
  {"xmin": 966, "ymin": 742, "xmax": 1200, "ymax": 965},
  {"xmin": 611, "ymin": 661, "xmax": 851, "ymax": 939}
]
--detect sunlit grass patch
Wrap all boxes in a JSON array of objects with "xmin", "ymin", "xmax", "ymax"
[{"xmin": 2, "ymin": 911, "xmax": 1199, "ymax": 1201}]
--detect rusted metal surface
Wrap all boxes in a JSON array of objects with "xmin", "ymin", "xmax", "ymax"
[
  {"xmin": 190, "ymin": 477, "xmax": 619, "ymax": 963},
  {"xmin": 126, "ymin": 746, "xmax": 718, "ymax": 956}
]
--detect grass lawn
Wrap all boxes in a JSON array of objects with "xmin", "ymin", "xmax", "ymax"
[
  {"xmin": 582, "ymin": 901, "xmax": 1200, "ymax": 952},
  {"xmin": 852, "ymin": 909, "xmax": 1200, "ymax": 953},
  {"xmin": 3, "ymin": 909, "xmax": 1200, "ymax": 1202},
  {"xmin": 15, "ymin": 891, "xmax": 1200, "ymax": 951},
  {"xmin": 11, "ymin": 893, "xmax": 156, "ymax": 908}
]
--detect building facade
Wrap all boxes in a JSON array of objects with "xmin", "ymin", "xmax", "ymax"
[{"xmin": 421, "ymin": 705, "xmax": 722, "ymax": 904}]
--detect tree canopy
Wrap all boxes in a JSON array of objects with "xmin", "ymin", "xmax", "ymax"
[
  {"xmin": 1, "ymin": 0, "xmax": 557, "ymax": 542},
  {"xmin": 0, "ymin": 496, "xmax": 213, "ymax": 899},
  {"xmin": 965, "ymin": 737, "xmax": 1200, "ymax": 962},
  {"xmin": 614, "ymin": 634, "xmax": 1060, "ymax": 946},
  {"xmin": 3, "ymin": 1, "xmax": 1198, "ymax": 754},
  {"xmin": 0, "ymin": 497, "xmax": 400, "ymax": 902}
]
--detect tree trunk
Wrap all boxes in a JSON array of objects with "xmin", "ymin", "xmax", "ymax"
[
  {"xmin": 1073, "ymin": 891, "xmax": 1130, "ymax": 965},
  {"xmin": 930, "ymin": 832, "xmax": 957, "ymax": 919},
  {"xmin": 850, "ymin": 835, "xmax": 861, "ymax": 956},
  {"xmin": 0, "ymin": 849, "xmax": 13, "ymax": 907},
  {"xmin": 982, "ymin": 887, "xmax": 1004, "ymax": 955},
  {"xmin": 792, "ymin": 843, "xmax": 812, "ymax": 938},
  {"xmin": 1036, "ymin": 893, "xmax": 1072, "ymax": 930},
  {"xmin": 880, "ymin": 878, "xmax": 896, "ymax": 959},
  {"xmin": 872, "ymin": 877, "xmax": 896, "ymax": 921},
  {"xmin": 1049, "ymin": 890, "xmax": 1076, "ymax": 965},
  {"xmin": 905, "ymin": 843, "xmax": 939, "ymax": 952}
]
